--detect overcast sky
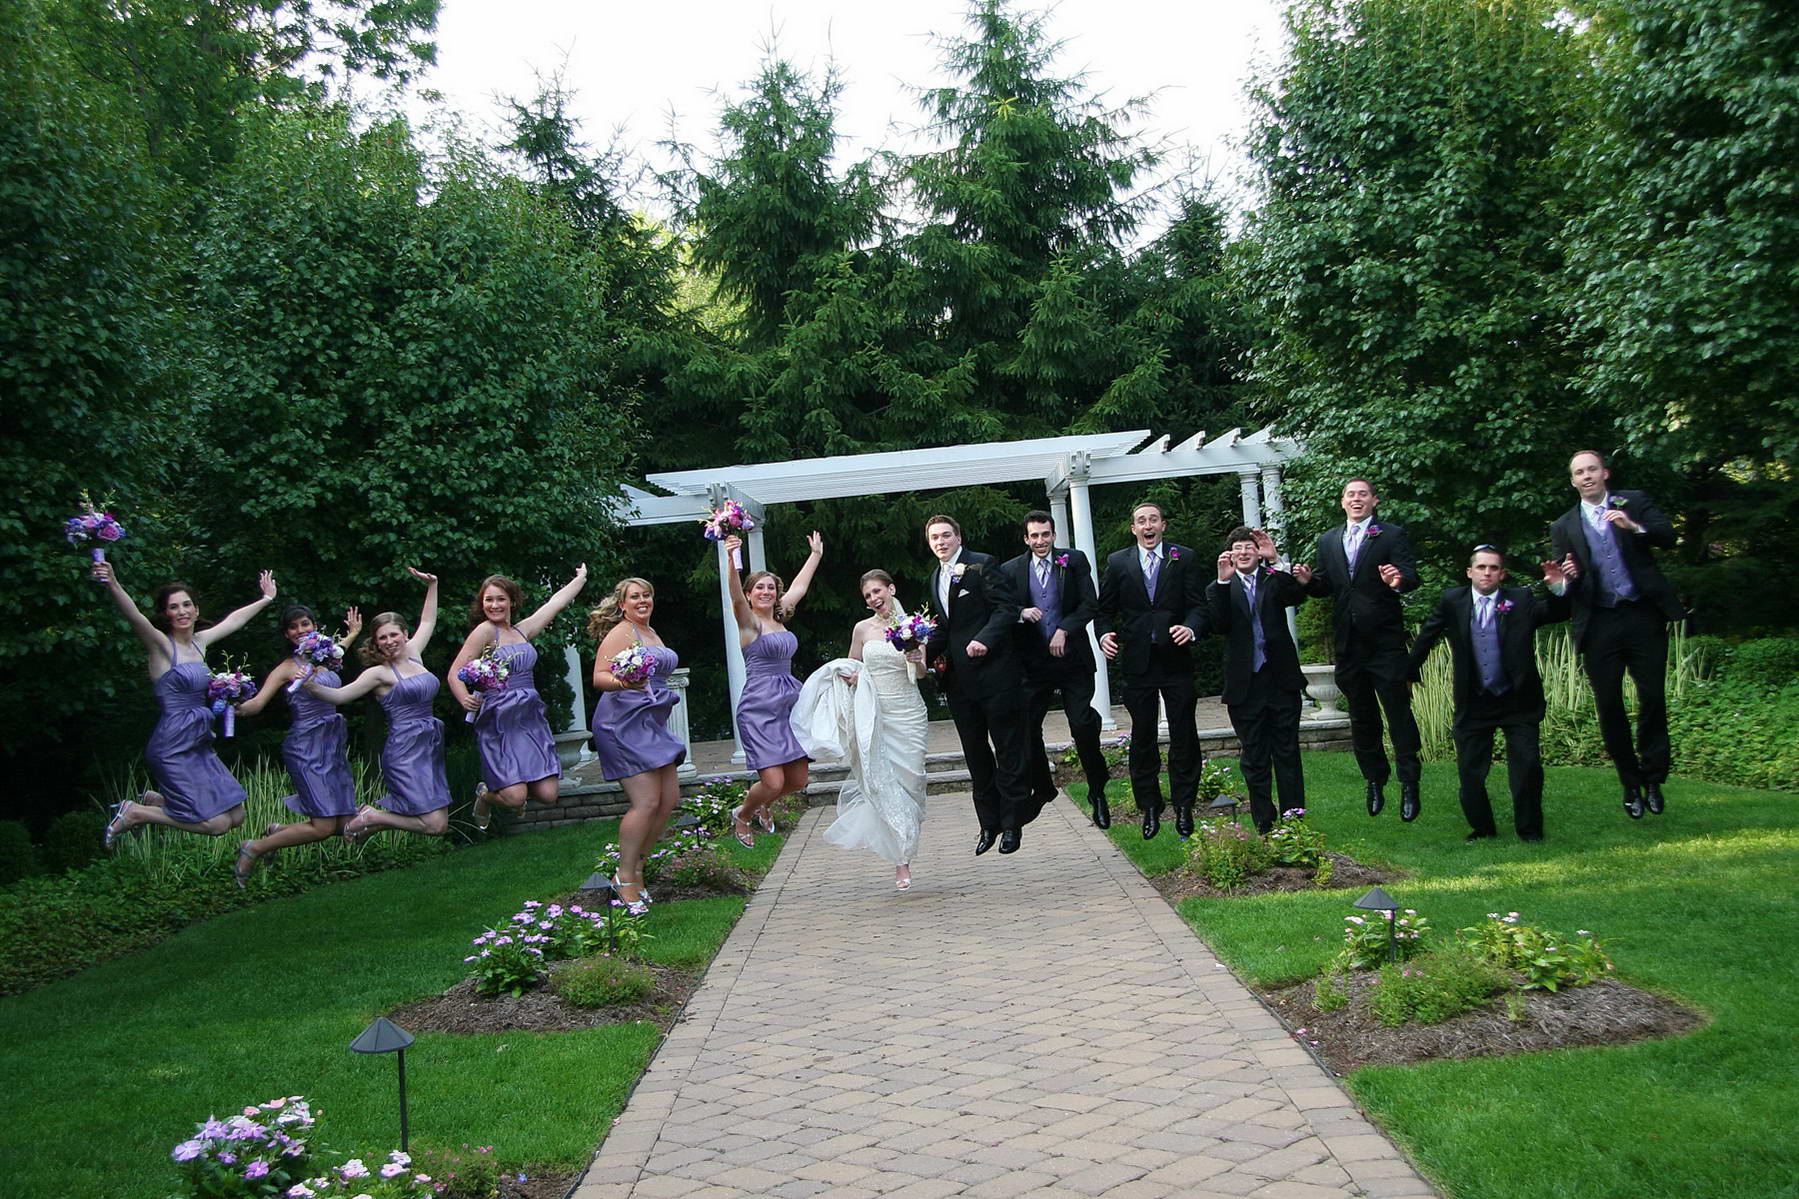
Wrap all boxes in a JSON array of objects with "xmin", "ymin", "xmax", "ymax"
[{"xmin": 410, "ymin": 1, "xmax": 1290, "ymax": 221}]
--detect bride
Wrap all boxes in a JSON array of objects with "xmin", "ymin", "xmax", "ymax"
[{"xmin": 791, "ymin": 569, "xmax": 929, "ymax": 890}]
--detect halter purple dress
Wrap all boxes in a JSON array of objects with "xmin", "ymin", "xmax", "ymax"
[
  {"xmin": 280, "ymin": 669, "xmax": 358, "ymax": 819},
  {"xmin": 145, "ymin": 638, "xmax": 247, "ymax": 823},
  {"xmin": 473, "ymin": 640, "xmax": 561, "ymax": 789},
  {"xmin": 592, "ymin": 644, "xmax": 685, "ymax": 781},
  {"xmin": 737, "ymin": 630, "xmax": 807, "ymax": 769},
  {"xmin": 377, "ymin": 665, "xmax": 452, "ymax": 814}
]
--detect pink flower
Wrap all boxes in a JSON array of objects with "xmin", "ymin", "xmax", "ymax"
[{"xmin": 98, "ymin": 523, "xmax": 123, "ymax": 541}]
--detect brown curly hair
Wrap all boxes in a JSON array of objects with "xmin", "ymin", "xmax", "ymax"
[
  {"xmin": 468, "ymin": 575, "xmax": 526, "ymax": 630},
  {"xmin": 586, "ymin": 578, "xmax": 654, "ymax": 640}
]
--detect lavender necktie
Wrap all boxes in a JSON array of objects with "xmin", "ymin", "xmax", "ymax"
[{"xmin": 1144, "ymin": 550, "xmax": 1161, "ymax": 601}]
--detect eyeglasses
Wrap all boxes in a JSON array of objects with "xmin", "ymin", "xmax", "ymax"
[{"xmin": 1472, "ymin": 544, "xmax": 1500, "ymax": 553}]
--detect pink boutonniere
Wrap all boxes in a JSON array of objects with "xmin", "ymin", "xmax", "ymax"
[
  {"xmin": 1054, "ymin": 553, "xmax": 1070, "ymax": 569},
  {"xmin": 1365, "ymin": 524, "xmax": 1383, "ymax": 538},
  {"xmin": 1495, "ymin": 599, "xmax": 1515, "ymax": 615},
  {"xmin": 1168, "ymin": 547, "xmax": 1182, "ymax": 562}
]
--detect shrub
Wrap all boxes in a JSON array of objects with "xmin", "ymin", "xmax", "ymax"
[
  {"xmin": 1336, "ymin": 907, "xmax": 1431, "ymax": 971},
  {"xmin": 1198, "ymin": 757, "xmax": 1244, "ymax": 804},
  {"xmin": 553, "ymin": 953, "xmax": 654, "ymax": 1008},
  {"xmin": 411, "ymin": 1145, "xmax": 501, "ymax": 1199},
  {"xmin": 40, "ymin": 810, "xmax": 105, "ymax": 875},
  {"xmin": 684, "ymin": 776, "xmax": 747, "ymax": 837},
  {"xmin": 0, "ymin": 821, "xmax": 33, "ymax": 886},
  {"xmin": 1456, "ymin": 912, "xmax": 1614, "ymax": 991},
  {"xmin": 661, "ymin": 833, "xmax": 744, "ymax": 892},
  {"xmin": 1313, "ymin": 967, "xmax": 1349, "ymax": 1012},
  {"xmin": 1369, "ymin": 949, "xmax": 1509, "ymax": 1027},
  {"xmin": 1722, "ymin": 637, "xmax": 1799, "ymax": 689},
  {"xmin": 769, "ymin": 789, "xmax": 811, "ymax": 827},
  {"xmin": 166, "ymin": 1096, "xmax": 432, "ymax": 1199},
  {"xmin": 1184, "ymin": 819, "xmax": 1273, "ymax": 890},
  {"xmin": 1266, "ymin": 807, "xmax": 1326, "ymax": 869},
  {"xmin": 1062, "ymin": 734, "xmax": 1130, "ymax": 775},
  {"xmin": 464, "ymin": 925, "xmax": 549, "ymax": 997},
  {"xmin": 1669, "ymin": 678, "xmax": 1799, "ymax": 792},
  {"xmin": 1680, "ymin": 634, "xmax": 1732, "ymax": 679}
]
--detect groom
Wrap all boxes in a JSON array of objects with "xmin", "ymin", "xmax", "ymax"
[{"xmin": 923, "ymin": 514, "xmax": 1035, "ymax": 854}]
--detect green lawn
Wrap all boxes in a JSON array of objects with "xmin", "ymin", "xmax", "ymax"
[
  {"xmin": 0, "ymin": 822, "xmax": 784, "ymax": 1199},
  {"xmin": 1073, "ymin": 753, "xmax": 1799, "ymax": 1199}
]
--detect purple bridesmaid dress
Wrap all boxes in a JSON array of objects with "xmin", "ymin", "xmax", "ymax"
[
  {"xmin": 145, "ymin": 637, "xmax": 247, "ymax": 823},
  {"xmin": 279, "ymin": 669, "xmax": 358, "ymax": 819},
  {"xmin": 737, "ymin": 630, "xmax": 807, "ymax": 769},
  {"xmin": 377, "ymin": 665, "xmax": 452, "ymax": 814},
  {"xmin": 592, "ymin": 644, "xmax": 685, "ymax": 781},
  {"xmin": 473, "ymin": 641, "xmax": 560, "ymax": 789}
]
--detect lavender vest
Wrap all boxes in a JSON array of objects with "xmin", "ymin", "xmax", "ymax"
[
  {"xmin": 1472, "ymin": 597, "xmax": 1509, "ymax": 695},
  {"xmin": 1580, "ymin": 504, "xmax": 1639, "ymax": 607},
  {"xmin": 1028, "ymin": 557, "xmax": 1061, "ymax": 644}
]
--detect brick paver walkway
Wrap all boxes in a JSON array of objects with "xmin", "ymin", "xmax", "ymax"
[{"xmin": 571, "ymin": 796, "xmax": 1438, "ymax": 1199}]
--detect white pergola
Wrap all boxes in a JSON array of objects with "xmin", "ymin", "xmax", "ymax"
[{"xmin": 614, "ymin": 427, "xmax": 1304, "ymax": 760}]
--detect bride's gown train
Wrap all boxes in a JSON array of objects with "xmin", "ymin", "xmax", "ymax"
[{"xmin": 791, "ymin": 637, "xmax": 929, "ymax": 864}]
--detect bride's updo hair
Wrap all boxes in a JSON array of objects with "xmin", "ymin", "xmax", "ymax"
[
  {"xmin": 742, "ymin": 570, "xmax": 794, "ymax": 623},
  {"xmin": 587, "ymin": 577, "xmax": 653, "ymax": 640},
  {"xmin": 859, "ymin": 569, "xmax": 894, "ymax": 588}
]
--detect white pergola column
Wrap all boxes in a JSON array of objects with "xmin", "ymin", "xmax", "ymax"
[
  {"xmin": 1066, "ymin": 459, "xmax": 1117, "ymax": 730},
  {"xmin": 1049, "ymin": 493, "xmax": 1070, "ymax": 542},
  {"xmin": 1262, "ymin": 465, "xmax": 1300, "ymax": 646},
  {"xmin": 747, "ymin": 525, "xmax": 767, "ymax": 573},
  {"xmin": 1238, "ymin": 470, "xmax": 1263, "ymax": 528},
  {"xmin": 716, "ymin": 538, "xmax": 746, "ymax": 764}
]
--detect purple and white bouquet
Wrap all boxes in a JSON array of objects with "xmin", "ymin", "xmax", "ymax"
[
  {"xmin": 206, "ymin": 668, "xmax": 257, "ymax": 738},
  {"xmin": 286, "ymin": 630, "xmax": 345, "ymax": 694},
  {"xmin": 701, "ymin": 499, "xmax": 756, "ymax": 568},
  {"xmin": 64, "ymin": 493, "xmax": 126, "ymax": 563},
  {"xmin": 456, "ymin": 646, "xmax": 511, "ymax": 723},
  {"xmin": 885, "ymin": 609, "xmax": 938, "ymax": 653},
  {"xmin": 609, "ymin": 643, "xmax": 657, "ymax": 687}
]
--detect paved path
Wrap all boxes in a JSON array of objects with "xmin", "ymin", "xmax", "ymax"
[{"xmin": 572, "ymin": 797, "xmax": 1437, "ymax": 1199}]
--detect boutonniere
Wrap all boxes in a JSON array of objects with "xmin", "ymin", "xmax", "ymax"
[
  {"xmin": 1168, "ymin": 547, "xmax": 1182, "ymax": 562},
  {"xmin": 1054, "ymin": 553, "xmax": 1070, "ymax": 569},
  {"xmin": 950, "ymin": 563, "xmax": 968, "ymax": 580},
  {"xmin": 1495, "ymin": 599, "xmax": 1515, "ymax": 615},
  {"xmin": 1607, "ymin": 495, "xmax": 1628, "ymax": 509},
  {"xmin": 1365, "ymin": 524, "xmax": 1383, "ymax": 538}
]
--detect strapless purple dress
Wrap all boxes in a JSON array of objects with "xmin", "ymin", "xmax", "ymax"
[
  {"xmin": 377, "ymin": 667, "xmax": 452, "ymax": 814},
  {"xmin": 280, "ymin": 669, "xmax": 358, "ymax": 819},
  {"xmin": 737, "ymin": 630, "xmax": 807, "ymax": 769},
  {"xmin": 145, "ymin": 657, "xmax": 247, "ymax": 823},
  {"xmin": 592, "ymin": 644, "xmax": 685, "ymax": 781},
  {"xmin": 473, "ymin": 641, "xmax": 560, "ymax": 789}
]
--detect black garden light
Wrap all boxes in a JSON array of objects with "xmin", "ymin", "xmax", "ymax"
[
  {"xmin": 579, "ymin": 872, "xmax": 622, "ymax": 952},
  {"xmin": 349, "ymin": 1017, "xmax": 415, "ymax": 1151},
  {"xmin": 1353, "ymin": 886, "xmax": 1401, "ymax": 963},
  {"xmin": 1206, "ymin": 794, "xmax": 1242, "ymax": 820}
]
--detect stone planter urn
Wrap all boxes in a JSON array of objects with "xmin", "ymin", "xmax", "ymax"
[
  {"xmin": 1301, "ymin": 663, "xmax": 1343, "ymax": 718},
  {"xmin": 554, "ymin": 729, "xmax": 590, "ymax": 770}
]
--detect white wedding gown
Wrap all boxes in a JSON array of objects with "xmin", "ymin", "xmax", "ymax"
[{"xmin": 791, "ymin": 637, "xmax": 929, "ymax": 864}]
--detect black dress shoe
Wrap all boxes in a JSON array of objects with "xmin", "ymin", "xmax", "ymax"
[
  {"xmin": 1519, "ymin": 832, "xmax": 1544, "ymax": 842},
  {"xmin": 1465, "ymin": 829, "xmax": 1496, "ymax": 842},
  {"xmin": 1141, "ymin": 808, "xmax": 1161, "ymax": 839},
  {"xmin": 998, "ymin": 828, "xmax": 1021, "ymax": 854},
  {"xmin": 1644, "ymin": 783, "xmax": 1665, "ymax": 815},
  {"xmin": 1174, "ymin": 806, "xmax": 1195, "ymax": 839},
  {"xmin": 1091, "ymin": 794, "xmax": 1112, "ymax": 829},
  {"xmin": 975, "ymin": 828, "xmax": 999, "ymax": 855},
  {"xmin": 1400, "ymin": 783, "xmax": 1421, "ymax": 823},
  {"xmin": 1366, "ymin": 781, "xmax": 1386, "ymax": 817},
  {"xmin": 1622, "ymin": 787, "xmax": 1645, "ymax": 820}
]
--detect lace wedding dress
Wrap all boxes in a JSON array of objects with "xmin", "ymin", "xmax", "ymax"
[{"xmin": 791, "ymin": 636, "xmax": 928, "ymax": 864}]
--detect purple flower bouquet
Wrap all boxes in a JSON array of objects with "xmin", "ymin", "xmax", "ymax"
[
  {"xmin": 64, "ymin": 494, "xmax": 126, "ymax": 564},
  {"xmin": 206, "ymin": 669, "xmax": 258, "ymax": 738},
  {"xmin": 286, "ymin": 630, "xmax": 345, "ymax": 693},
  {"xmin": 456, "ymin": 648, "xmax": 511, "ymax": 723},
  {"xmin": 885, "ymin": 609, "xmax": 938, "ymax": 653},
  {"xmin": 609, "ymin": 644, "xmax": 656, "ymax": 687},
  {"xmin": 701, "ymin": 499, "xmax": 756, "ymax": 568}
]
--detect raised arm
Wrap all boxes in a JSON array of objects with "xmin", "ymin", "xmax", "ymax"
[
  {"xmin": 195, "ymin": 571, "xmax": 278, "ymax": 648},
  {"xmin": 91, "ymin": 561, "xmax": 169, "ymax": 658},
  {"xmin": 1406, "ymin": 594, "xmax": 1453, "ymax": 680},
  {"xmin": 517, "ymin": 563, "xmax": 589, "ymax": 641},
  {"xmin": 337, "ymin": 607, "xmax": 363, "ymax": 651},
  {"xmin": 405, "ymin": 568, "xmax": 438, "ymax": 657},
  {"xmin": 721, "ymin": 536, "xmax": 754, "ymax": 631},
  {"xmin": 306, "ymin": 663, "xmax": 394, "ymax": 705},
  {"xmin": 236, "ymin": 658, "xmax": 299, "ymax": 717},
  {"xmin": 780, "ymin": 532, "xmax": 826, "ymax": 614}
]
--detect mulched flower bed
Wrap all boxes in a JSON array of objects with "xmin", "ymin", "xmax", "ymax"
[
  {"xmin": 389, "ymin": 960, "xmax": 696, "ymax": 1035},
  {"xmin": 1262, "ymin": 971, "xmax": 1705, "ymax": 1075},
  {"xmin": 1153, "ymin": 852, "xmax": 1400, "ymax": 901}
]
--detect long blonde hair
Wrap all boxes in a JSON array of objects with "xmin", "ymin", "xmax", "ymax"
[{"xmin": 587, "ymin": 577, "xmax": 653, "ymax": 640}]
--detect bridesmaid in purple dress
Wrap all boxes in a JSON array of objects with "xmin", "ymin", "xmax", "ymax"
[
  {"xmin": 588, "ymin": 578, "xmax": 685, "ymax": 913},
  {"xmin": 230, "ymin": 604, "xmax": 363, "ymax": 885},
  {"xmin": 719, "ymin": 532, "xmax": 824, "ymax": 845},
  {"xmin": 93, "ymin": 562, "xmax": 278, "ymax": 847},
  {"xmin": 304, "ymin": 569, "xmax": 452, "ymax": 839},
  {"xmin": 447, "ymin": 565, "xmax": 588, "ymax": 830}
]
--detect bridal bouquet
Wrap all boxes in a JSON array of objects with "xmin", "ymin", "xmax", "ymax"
[
  {"xmin": 456, "ymin": 647, "xmax": 511, "ymax": 723},
  {"xmin": 700, "ymin": 499, "xmax": 755, "ymax": 568},
  {"xmin": 885, "ymin": 609, "xmax": 937, "ymax": 653},
  {"xmin": 285, "ymin": 630, "xmax": 345, "ymax": 693},
  {"xmin": 609, "ymin": 644, "xmax": 657, "ymax": 687},
  {"xmin": 206, "ymin": 668, "xmax": 258, "ymax": 738},
  {"xmin": 64, "ymin": 494, "xmax": 127, "ymax": 563}
]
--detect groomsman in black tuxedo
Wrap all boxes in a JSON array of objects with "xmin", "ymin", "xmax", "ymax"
[
  {"xmin": 1407, "ymin": 547, "xmax": 1572, "ymax": 841},
  {"xmin": 921, "ymin": 514, "xmax": 1034, "ymax": 854},
  {"xmin": 1297, "ymin": 478, "xmax": 1424, "ymax": 821},
  {"xmin": 1207, "ymin": 528, "xmax": 1308, "ymax": 835},
  {"xmin": 1003, "ymin": 511, "xmax": 1111, "ymax": 829},
  {"xmin": 1095, "ymin": 501, "xmax": 1208, "ymax": 839},
  {"xmin": 1550, "ymin": 450, "xmax": 1686, "ymax": 819}
]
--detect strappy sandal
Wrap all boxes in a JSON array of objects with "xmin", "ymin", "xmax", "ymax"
[
  {"xmin": 728, "ymin": 808, "xmax": 754, "ymax": 848},
  {"xmin": 233, "ymin": 842, "xmax": 259, "ymax": 889},
  {"xmin": 753, "ymin": 808, "xmax": 776, "ymax": 835},
  {"xmin": 472, "ymin": 781, "xmax": 493, "ymax": 831},
  {"xmin": 895, "ymin": 865, "xmax": 912, "ymax": 892},
  {"xmin": 343, "ymin": 806, "xmax": 377, "ymax": 843},
  {"xmin": 103, "ymin": 800, "xmax": 135, "ymax": 851},
  {"xmin": 610, "ymin": 878, "xmax": 650, "ymax": 916}
]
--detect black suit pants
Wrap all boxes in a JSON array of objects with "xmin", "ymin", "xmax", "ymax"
[
  {"xmin": 1226, "ymin": 669, "xmax": 1304, "ymax": 834},
  {"xmin": 1336, "ymin": 650, "xmax": 1421, "ymax": 786},
  {"xmin": 1453, "ymin": 711, "xmax": 1543, "ymax": 839},
  {"xmin": 946, "ymin": 686, "xmax": 1035, "ymax": 832},
  {"xmin": 1024, "ymin": 665, "xmax": 1110, "ymax": 809},
  {"xmin": 1122, "ymin": 671, "xmax": 1200, "ymax": 814},
  {"xmin": 1581, "ymin": 601, "xmax": 1669, "ymax": 788}
]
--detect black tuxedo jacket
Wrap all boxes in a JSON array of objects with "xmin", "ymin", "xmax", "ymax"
[
  {"xmin": 1000, "ymin": 547, "xmax": 1097, "ymax": 677},
  {"xmin": 1205, "ymin": 569, "xmax": 1307, "ymax": 706},
  {"xmin": 922, "ymin": 550, "xmax": 1024, "ymax": 701},
  {"xmin": 1302, "ymin": 519, "xmax": 1420, "ymax": 661},
  {"xmin": 1094, "ymin": 543, "xmax": 1207, "ymax": 680},
  {"xmin": 1549, "ymin": 490, "xmax": 1684, "ymax": 651},
  {"xmin": 1406, "ymin": 585, "xmax": 1570, "ymax": 722}
]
